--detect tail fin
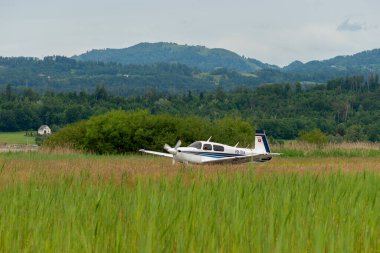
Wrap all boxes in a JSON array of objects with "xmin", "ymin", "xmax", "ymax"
[{"xmin": 254, "ymin": 130, "xmax": 271, "ymax": 154}]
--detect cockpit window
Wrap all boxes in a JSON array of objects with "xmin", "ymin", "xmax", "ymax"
[
  {"xmin": 203, "ymin": 144, "xmax": 212, "ymax": 150},
  {"xmin": 213, "ymin": 145, "xmax": 224, "ymax": 152},
  {"xmin": 188, "ymin": 142, "xmax": 202, "ymax": 149}
]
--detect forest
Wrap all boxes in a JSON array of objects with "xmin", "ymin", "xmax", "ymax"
[
  {"xmin": 1, "ymin": 74, "xmax": 379, "ymax": 142},
  {"xmin": 2, "ymin": 54, "xmax": 379, "ymax": 98},
  {"xmin": 0, "ymin": 56, "xmax": 273, "ymax": 95}
]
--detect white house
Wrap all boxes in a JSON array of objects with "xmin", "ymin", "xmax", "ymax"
[{"xmin": 38, "ymin": 125, "xmax": 52, "ymax": 135}]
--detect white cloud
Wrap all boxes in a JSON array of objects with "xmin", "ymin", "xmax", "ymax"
[
  {"xmin": 337, "ymin": 19, "xmax": 365, "ymax": 32},
  {"xmin": 337, "ymin": 19, "xmax": 378, "ymax": 32}
]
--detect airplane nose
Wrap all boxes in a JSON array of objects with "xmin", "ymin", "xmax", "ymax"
[
  {"xmin": 164, "ymin": 140, "xmax": 181, "ymax": 155},
  {"xmin": 168, "ymin": 148, "xmax": 177, "ymax": 155}
]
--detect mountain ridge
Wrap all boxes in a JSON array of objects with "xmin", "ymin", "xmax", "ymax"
[
  {"xmin": 1, "ymin": 43, "xmax": 380, "ymax": 97},
  {"xmin": 283, "ymin": 49, "xmax": 380, "ymax": 73},
  {"xmin": 73, "ymin": 42, "xmax": 380, "ymax": 78},
  {"xmin": 72, "ymin": 42, "xmax": 278, "ymax": 72}
]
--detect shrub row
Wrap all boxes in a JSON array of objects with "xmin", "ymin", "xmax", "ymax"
[{"xmin": 46, "ymin": 110, "xmax": 255, "ymax": 154}]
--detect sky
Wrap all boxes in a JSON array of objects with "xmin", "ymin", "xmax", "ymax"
[{"xmin": 1, "ymin": 0, "xmax": 380, "ymax": 66}]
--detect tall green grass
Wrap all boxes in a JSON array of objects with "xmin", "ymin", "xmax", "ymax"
[
  {"xmin": 273, "ymin": 141, "xmax": 380, "ymax": 158},
  {"xmin": 0, "ymin": 171, "xmax": 379, "ymax": 252},
  {"xmin": 275, "ymin": 148, "xmax": 380, "ymax": 158}
]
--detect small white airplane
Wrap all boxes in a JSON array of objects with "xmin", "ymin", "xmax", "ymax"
[{"xmin": 139, "ymin": 130, "xmax": 280, "ymax": 165}]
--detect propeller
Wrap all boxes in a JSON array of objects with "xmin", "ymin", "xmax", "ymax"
[{"xmin": 164, "ymin": 140, "xmax": 182, "ymax": 164}]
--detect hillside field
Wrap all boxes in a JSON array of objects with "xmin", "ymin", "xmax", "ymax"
[{"xmin": 0, "ymin": 147, "xmax": 380, "ymax": 252}]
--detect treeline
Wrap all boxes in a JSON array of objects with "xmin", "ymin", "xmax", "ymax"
[
  {"xmin": 128, "ymin": 75, "xmax": 380, "ymax": 142},
  {"xmin": 46, "ymin": 110, "xmax": 255, "ymax": 154},
  {"xmin": 0, "ymin": 84, "xmax": 129, "ymax": 131},
  {"xmin": 1, "ymin": 74, "xmax": 380, "ymax": 141},
  {"xmin": 327, "ymin": 74, "xmax": 379, "ymax": 92}
]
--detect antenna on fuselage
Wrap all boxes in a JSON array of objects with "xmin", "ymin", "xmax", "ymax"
[
  {"xmin": 234, "ymin": 142, "xmax": 239, "ymax": 147},
  {"xmin": 207, "ymin": 136, "xmax": 212, "ymax": 142}
]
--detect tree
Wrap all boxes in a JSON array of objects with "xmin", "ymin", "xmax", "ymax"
[
  {"xmin": 5, "ymin": 84, "xmax": 12, "ymax": 101},
  {"xmin": 299, "ymin": 129, "xmax": 328, "ymax": 146},
  {"xmin": 95, "ymin": 85, "xmax": 108, "ymax": 101},
  {"xmin": 295, "ymin": 82, "xmax": 302, "ymax": 93}
]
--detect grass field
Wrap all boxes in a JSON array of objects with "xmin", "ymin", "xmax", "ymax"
[
  {"xmin": 0, "ymin": 132, "xmax": 36, "ymax": 145},
  {"xmin": 0, "ymin": 150, "xmax": 380, "ymax": 252},
  {"xmin": 273, "ymin": 141, "xmax": 380, "ymax": 158}
]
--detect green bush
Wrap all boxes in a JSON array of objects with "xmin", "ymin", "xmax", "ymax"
[
  {"xmin": 35, "ymin": 135, "xmax": 49, "ymax": 146},
  {"xmin": 46, "ymin": 110, "xmax": 256, "ymax": 154},
  {"xmin": 298, "ymin": 129, "xmax": 328, "ymax": 146}
]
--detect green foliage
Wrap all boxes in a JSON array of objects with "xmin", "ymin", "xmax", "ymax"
[
  {"xmin": 299, "ymin": 129, "xmax": 328, "ymax": 146},
  {"xmin": 1, "ymin": 74, "xmax": 380, "ymax": 142},
  {"xmin": 46, "ymin": 110, "xmax": 255, "ymax": 154},
  {"xmin": 35, "ymin": 135, "xmax": 49, "ymax": 146},
  {"xmin": 212, "ymin": 117, "xmax": 254, "ymax": 146}
]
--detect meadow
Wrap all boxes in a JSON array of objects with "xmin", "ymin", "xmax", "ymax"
[
  {"xmin": 0, "ymin": 145, "xmax": 380, "ymax": 252},
  {"xmin": 0, "ymin": 132, "xmax": 35, "ymax": 145},
  {"xmin": 273, "ymin": 141, "xmax": 380, "ymax": 158}
]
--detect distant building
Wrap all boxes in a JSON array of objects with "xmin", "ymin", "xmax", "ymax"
[{"xmin": 38, "ymin": 125, "xmax": 52, "ymax": 135}]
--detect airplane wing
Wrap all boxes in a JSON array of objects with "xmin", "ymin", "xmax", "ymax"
[
  {"xmin": 202, "ymin": 153, "xmax": 280, "ymax": 165},
  {"xmin": 139, "ymin": 149, "xmax": 173, "ymax": 158}
]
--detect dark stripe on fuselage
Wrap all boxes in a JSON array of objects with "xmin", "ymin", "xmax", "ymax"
[{"xmin": 181, "ymin": 151, "xmax": 244, "ymax": 158}]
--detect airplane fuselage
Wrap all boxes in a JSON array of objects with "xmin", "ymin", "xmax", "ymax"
[
  {"xmin": 174, "ymin": 141, "xmax": 271, "ymax": 164},
  {"xmin": 139, "ymin": 130, "xmax": 278, "ymax": 165}
]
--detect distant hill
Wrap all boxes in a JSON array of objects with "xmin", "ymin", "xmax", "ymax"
[
  {"xmin": 0, "ymin": 56, "xmax": 218, "ymax": 95},
  {"xmin": 0, "ymin": 56, "xmax": 280, "ymax": 96},
  {"xmin": 283, "ymin": 49, "xmax": 380, "ymax": 80},
  {"xmin": 2, "ymin": 45, "xmax": 380, "ymax": 96},
  {"xmin": 74, "ymin": 42, "xmax": 380, "ymax": 82},
  {"xmin": 73, "ymin": 42, "xmax": 278, "ymax": 72}
]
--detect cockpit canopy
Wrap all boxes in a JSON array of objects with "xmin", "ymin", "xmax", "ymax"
[
  {"xmin": 188, "ymin": 141, "xmax": 225, "ymax": 152},
  {"xmin": 188, "ymin": 141, "xmax": 202, "ymax": 149}
]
